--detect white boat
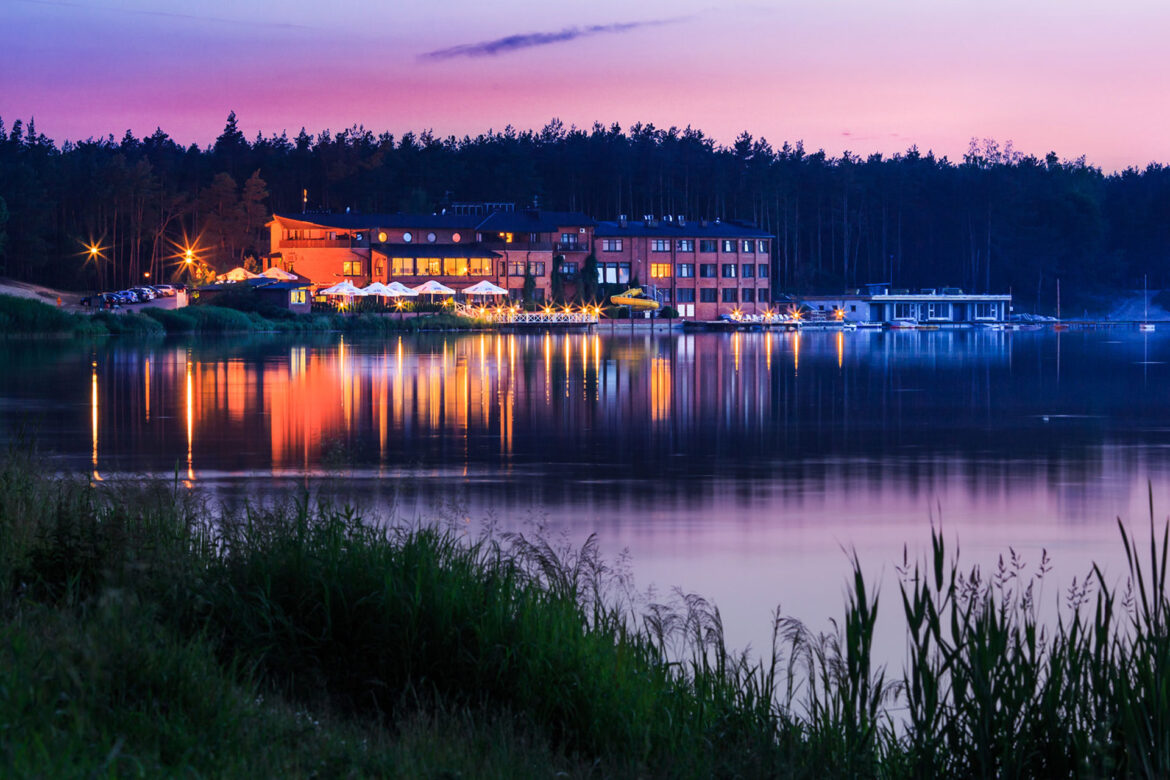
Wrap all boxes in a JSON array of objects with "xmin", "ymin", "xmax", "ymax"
[
  {"xmin": 887, "ymin": 319, "xmax": 919, "ymax": 330},
  {"xmin": 857, "ymin": 321, "xmax": 883, "ymax": 330},
  {"xmin": 841, "ymin": 322, "xmax": 858, "ymax": 331}
]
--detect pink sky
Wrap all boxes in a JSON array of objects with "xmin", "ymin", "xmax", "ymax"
[{"xmin": 2, "ymin": 0, "xmax": 1167, "ymax": 171}]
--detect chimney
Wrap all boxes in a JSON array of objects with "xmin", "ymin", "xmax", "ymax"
[
  {"xmin": 677, "ymin": 215, "xmax": 686, "ymax": 227},
  {"xmin": 618, "ymin": 214, "xmax": 628, "ymax": 228}
]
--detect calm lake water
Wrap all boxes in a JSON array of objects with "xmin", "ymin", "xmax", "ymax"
[{"xmin": 3, "ymin": 328, "xmax": 1169, "ymax": 656}]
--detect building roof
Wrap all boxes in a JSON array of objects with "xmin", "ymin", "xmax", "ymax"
[
  {"xmin": 373, "ymin": 243, "xmax": 502, "ymax": 259},
  {"xmin": 272, "ymin": 212, "xmax": 481, "ymax": 230},
  {"xmin": 476, "ymin": 209, "xmax": 596, "ymax": 233},
  {"xmin": 593, "ymin": 219, "xmax": 772, "ymax": 238},
  {"xmin": 199, "ymin": 277, "xmax": 310, "ymax": 293}
]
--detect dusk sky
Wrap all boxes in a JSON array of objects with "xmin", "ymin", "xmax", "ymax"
[{"xmin": 2, "ymin": 0, "xmax": 1167, "ymax": 171}]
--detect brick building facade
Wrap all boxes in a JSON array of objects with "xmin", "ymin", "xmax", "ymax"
[{"xmin": 265, "ymin": 205, "xmax": 773, "ymax": 318}]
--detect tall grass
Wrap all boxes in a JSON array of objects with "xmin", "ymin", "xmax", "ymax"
[
  {"xmin": 5, "ymin": 447, "xmax": 1170, "ymax": 776},
  {"xmin": 0, "ymin": 293, "xmax": 107, "ymax": 336}
]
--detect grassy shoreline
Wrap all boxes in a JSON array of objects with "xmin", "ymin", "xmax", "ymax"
[
  {"xmin": 0, "ymin": 293, "xmax": 490, "ymax": 337},
  {"xmin": 4, "ymin": 451, "xmax": 1170, "ymax": 776}
]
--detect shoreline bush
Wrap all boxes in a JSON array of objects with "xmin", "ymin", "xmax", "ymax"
[
  {"xmin": 6, "ymin": 449, "xmax": 1170, "ymax": 776},
  {"xmin": 0, "ymin": 293, "xmax": 492, "ymax": 339}
]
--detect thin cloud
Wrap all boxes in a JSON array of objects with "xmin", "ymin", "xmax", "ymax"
[{"xmin": 419, "ymin": 18, "xmax": 681, "ymax": 61}]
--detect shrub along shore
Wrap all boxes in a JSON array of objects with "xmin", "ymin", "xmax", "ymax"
[
  {"xmin": 0, "ymin": 293, "xmax": 488, "ymax": 337},
  {"xmin": 4, "ymin": 451, "xmax": 1170, "ymax": 776}
]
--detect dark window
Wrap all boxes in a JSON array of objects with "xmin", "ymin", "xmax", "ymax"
[
  {"xmin": 721, "ymin": 240, "xmax": 735, "ymax": 253},
  {"xmin": 699, "ymin": 239, "xmax": 717, "ymax": 253},
  {"xmin": 558, "ymin": 261, "xmax": 577, "ymax": 276},
  {"xmin": 676, "ymin": 287, "xmax": 696, "ymax": 303},
  {"xmin": 601, "ymin": 238, "xmax": 623, "ymax": 251},
  {"xmin": 699, "ymin": 264, "xmax": 717, "ymax": 278},
  {"xmin": 651, "ymin": 239, "xmax": 669, "ymax": 252},
  {"xmin": 618, "ymin": 263, "xmax": 631, "ymax": 284},
  {"xmin": 660, "ymin": 289, "xmax": 672, "ymax": 302},
  {"xmin": 677, "ymin": 263, "xmax": 694, "ymax": 278},
  {"xmin": 700, "ymin": 288, "xmax": 717, "ymax": 302},
  {"xmin": 758, "ymin": 264, "xmax": 769, "ymax": 278},
  {"xmin": 508, "ymin": 261, "xmax": 526, "ymax": 276},
  {"xmin": 722, "ymin": 288, "xmax": 738, "ymax": 303},
  {"xmin": 742, "ymin": 240, "xmax": 754, "ymax": 253},
  {"xmin": 722, "ymin": 264, "xmax": 737, "ymax": 278},
  {"xmin": 758, "ymin": 286, "xmax": 769, "ymax": 300},
  {"xmin": 742, "ymin": 288, "xmax": 755, "ymax": 303},
  {"xmin": 758, "ymin": 240, "xmax": 768, "ymax": 254},
  {"xmin": 850, "ymin": 304, "xmax": 857, "ymax": 312},
  {"xmin": 742, "ymin": 264, "xmax": 754, "ymax": 278},
  {"xmin": 527, "ymin": 262, "xmax": 546, "ymax": 276},
  {"xmin": 676, "ymin": 239, "xmax": 695, "ymax": 252}
]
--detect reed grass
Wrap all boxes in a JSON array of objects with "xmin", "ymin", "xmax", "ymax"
[{"xmin": 4, "ymin": 444, "xmax": 1170, "ymax": 777}]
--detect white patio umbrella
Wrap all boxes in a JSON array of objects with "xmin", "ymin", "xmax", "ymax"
[
  {"xmin": 362, "ymin": 281, "xmax": 395, "ymax": 297},
  {"xmin": 385, "ymin": 281, "xmax": 419, "ymax": 297},
  {"xmin": 412, "ymin": 280, "xmax": 456, "ymax": 296},
  {"xmin": 462, "ymin": 280, "xmax": 508, "ymax": 296},
  {"xmin": 261, "ymin": 266, "xmax": 298, "ymax": 281},
  {"xmin": 218, "ymin": 266, "xmax": 260, "ymax": 282},
  {"xmin": 319, "ymin": 281, "xmax": 366, "ymax": 296}
]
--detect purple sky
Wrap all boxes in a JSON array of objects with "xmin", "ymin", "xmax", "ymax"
[{"xmin": 2, "ymin": 0, "xmax": 1167, "ymax": 170}]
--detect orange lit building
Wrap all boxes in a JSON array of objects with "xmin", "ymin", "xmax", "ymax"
[{"xmin": 265, "ymin": 204, "xmax": 774, "ymax": 318}]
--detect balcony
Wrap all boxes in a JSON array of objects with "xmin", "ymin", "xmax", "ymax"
[{"xmin": 555, "ymin": 241, "xmax": 588, "ymax": 253}]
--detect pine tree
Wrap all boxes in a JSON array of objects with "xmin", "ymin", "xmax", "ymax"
[
  {"xmin": 581, "ymin": 253, "xmax": 599, "ymax": 302},
  {"xmin": 550, "ymin": 254, "xmax": 565, "ymax": 302}
]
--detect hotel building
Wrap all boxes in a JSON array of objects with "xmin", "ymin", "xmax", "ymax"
[{"xmin": 265, "ymin": 205, "xmax": 774, "ymax": 318}]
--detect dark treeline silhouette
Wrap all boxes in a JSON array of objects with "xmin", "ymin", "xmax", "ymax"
[{"xmin": 2, "ymin": 112, "xmax": 1169, "ymax": 309}]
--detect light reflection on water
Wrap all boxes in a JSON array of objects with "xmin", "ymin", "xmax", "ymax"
[{"xmin": 3, "ymin": 328, "xmax": 1170, "ymax": 656}]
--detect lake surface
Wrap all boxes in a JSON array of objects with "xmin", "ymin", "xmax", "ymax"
[{"xmin": 3, "ymin": 328, "xmax": 1169, "ymax": 656}]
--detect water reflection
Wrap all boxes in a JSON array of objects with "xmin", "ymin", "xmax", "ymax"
[{"xmin": 7, "ymin": 328, "xmax": 1170, "ymax": 651}]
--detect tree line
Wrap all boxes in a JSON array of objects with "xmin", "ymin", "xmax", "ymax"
[{"xmin": 1, "ymin": 112, "xmax": 1168, "ymax": 310}]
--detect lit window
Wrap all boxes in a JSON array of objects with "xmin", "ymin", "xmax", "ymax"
[
  {"xmin": 290, "ymin": 290, "xmax": 307, "ymax": 304},
  {"xmin": 650, "ymin": 263, "xmax": 672, "ymax": 278}
]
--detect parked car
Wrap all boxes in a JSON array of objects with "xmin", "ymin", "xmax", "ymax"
[
  {"xmin": 115, "ymin": 290, "xmax": 139, "ymax": 304},
  {"xmin": 131, "ymin": 287, "xmax": 157, "ymax": 301},
  {"xmin": 150, "ymin": 285, "xmax": 176, "ymax": 296}
]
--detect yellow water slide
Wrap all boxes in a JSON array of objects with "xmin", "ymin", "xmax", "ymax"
[{"xmin": 609, "ymin": 287, "xmax": 660, "ymax": 311}]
